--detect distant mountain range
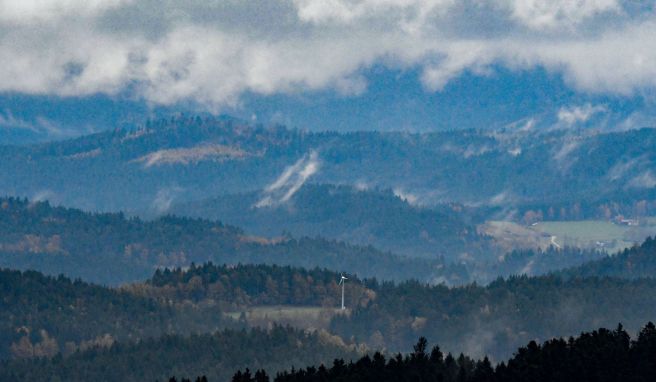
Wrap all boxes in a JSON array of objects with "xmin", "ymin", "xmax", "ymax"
[
  {"xmin": 1, "ymin": 116, "xmax": 654, "ymax": 215},
  {"xmin": 1, "ymin": 116, "xmax": 656, "ymax": 270}
]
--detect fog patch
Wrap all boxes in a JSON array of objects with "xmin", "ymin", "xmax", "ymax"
[{"xmin": 354, "ymin": 180, "xmax": 369, "ymax": 191}]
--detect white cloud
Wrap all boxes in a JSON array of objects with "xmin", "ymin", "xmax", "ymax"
[
  {"xmin": 507, "ymin": 0, "xmax": 620, "ymax": 29},
  {"xmin": 0, "ymin": 0, "xmax": 131, "ymax": 23},
  {"xmin": 0, "ymin": 0, "xmax": 654, "ymax": 109},
  {"xmin": 558, "ymin": 103, "xmax": 608, "ymax": 125}
]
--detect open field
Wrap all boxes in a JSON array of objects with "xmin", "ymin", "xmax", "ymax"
[
  {"xmin": 225, "ymin": 306, "xmax": 348, "ymax": 330},
  {"xmin": 482, "ymin": 218, "xmax": 656, "ymax": 253}
]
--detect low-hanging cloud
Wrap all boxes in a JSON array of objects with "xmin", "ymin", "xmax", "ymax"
[
  {"xmin": 558, "ymin": 103, "xmax": 608, "ymax": 125},
  {"xmin": 0, "ymin": 0, "xmax": 654, "ymax": 109},
  {"xmin": 255, "ymin": 150, "xmax": 320, "ymax": 208},
  {"xmin": 152, "ymin": 186, "xmax": 183, "ymax": 214}
]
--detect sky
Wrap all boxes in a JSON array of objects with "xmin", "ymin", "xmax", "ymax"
[{"xmin": 1, "ymin": 0, "xmax": 656, "ymax": 139}]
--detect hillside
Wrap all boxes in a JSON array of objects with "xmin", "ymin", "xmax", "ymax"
[
  {"xmin": 0, "ymin": 197, "xmax": 463, "ymax": 285},
  {"xmin": 172, "ymin": 184, "xmax": 493, "ymax": 260}
]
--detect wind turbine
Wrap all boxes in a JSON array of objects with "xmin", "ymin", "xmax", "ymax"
[{"xmin": 339, "ymin": 274, "xmax": 348, "ymax": 310}]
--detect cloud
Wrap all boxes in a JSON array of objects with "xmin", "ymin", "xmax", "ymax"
[
  {"xmin": 627, "ymin": 171, "xmax": 656, "ymax": 189},
  {"xmin": 152, "ymin": 186, "xmax": 183, "ymax": 214},
  {"xmin": 393, "ymin": 188, "xmax": 419, "ymax": 205},
  {"xmin": 489, "ymin": 191, "xmax": 510, "ymax": 206},
  {"xmin": 508, "ymin": 0, "xmax": 620, "ymax": 30},
  {"xmin": 0, "ymin": 110, "xmax": 36, "ymax": 131},
  {"xmin": 508, "ymin": 147, "xmax": 522, "ymax": 156},
  {"xmin": 31, "ymin": 190, "xmax": 56, "ymax": 203},
  {"xmin": 0, "ymin": 109, "xmax": 72, "ymax": 137},
  {"xmin": 0, "ymin": 0, "xmax": 653, "ymax": 109},
  {"xmin": 255, "ymin": 151, "xmax": 320, "ymax": 207},
  {"xmin": 606, "ymin": 156, "xmax": 647, "ymax": 181},
  {"xmin": 557, "ymin": 103, "xmax": 608, "ymax": 125},
  {"xmin": 552, "ymin": 139, "xmax": 581, "ymax": 173}
]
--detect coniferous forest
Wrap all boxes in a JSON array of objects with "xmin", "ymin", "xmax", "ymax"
[{"xmin": 258, "ymin": 322, "xmax": 656, "ymax": 382}]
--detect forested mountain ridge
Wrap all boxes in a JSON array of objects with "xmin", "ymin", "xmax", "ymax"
[
  {"xmin": 172, "ymin": 184, "xmax": 493, "ymax": 260},
  {"xmin": 129, "ymin": 263, "xmax": 373, "ymax": 310},
  {"xmin": 6, "ymin": 256, "xmax": 656, "ymax": 370},
  {"xmin": 0, "ymin": 267, "xmax": 236, "ymax": 361},
  {"xmin": 4, "ymin": 193, "xmax": 652, "ymax": 289},
  {"xmin": 1, "ymin": 116, "xmax": 656, "ymax": 215},
  {"xmin": 0, "ymin": 197, "xmax": 465, "ymax": 285},
  {"xmin": 121, "ymin": 260, "xmax": 656, "ymax": 361}
]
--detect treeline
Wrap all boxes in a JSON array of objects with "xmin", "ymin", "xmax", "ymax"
[
  {"xmin": 243, "ymin": 322, "xmax": 656, "ymax": 382},
  {"xmin": 0, "ymin": 326, "xmax": 360, "ymax": 382},
  {"xmin": 0, "ymin": 268, "xmax": 237, "ymax": 360},
  {"xmin": 0, "ymin": 197, "xmax": 463, "ymax": 285}
]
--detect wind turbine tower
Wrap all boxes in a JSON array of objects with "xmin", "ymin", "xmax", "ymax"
[{"xmin": 339, "ymin": 274, "xmax": 348, "ymax": 310}]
